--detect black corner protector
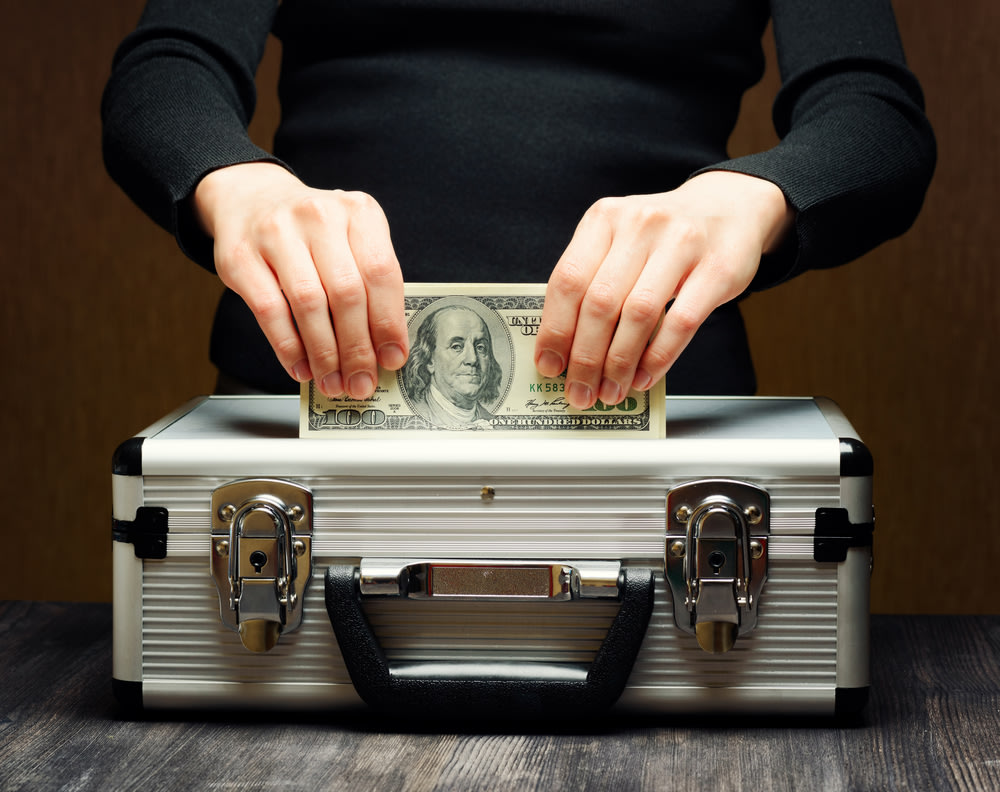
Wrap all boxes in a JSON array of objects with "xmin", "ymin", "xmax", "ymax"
[
  {"xmin": 112, "ymin": 507, "xmax": 169, "ymax": 559},
  {"xmin": 839, "ymin": 437, "xmax": 874, "ymax": 478},
  {"xmin": 112, "ymin": 678, "xmax": 144, "ymax": 713},
  {"xmin": 113, "ymin": 437, "xmax": 145, "ymax": 477},
  {"xmin": 814, "ymin": 507, "xmax": 874, "ymax": 563},
  {"xmin": 835, "ymin": 686, "xmax": 870, "ymax": 718}
]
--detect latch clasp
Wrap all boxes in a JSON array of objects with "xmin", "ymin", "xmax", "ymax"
[
  {"xmin": 665, "ymin": 480, "xmax": 769, "ymax": 654},
  {"xmin": 210, "ymin": 479, "xmax": 313, "ymax": 652}
]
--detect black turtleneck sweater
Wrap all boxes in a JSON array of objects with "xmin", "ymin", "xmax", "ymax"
[{"xmin": 101, "ymin": 0, "xmax": 935, "ymax": 394}]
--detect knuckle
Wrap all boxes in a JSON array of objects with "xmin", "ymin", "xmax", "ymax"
[
  {"xmin": 671, "ymin": 217, "xmax": 706, "ymax": 248},
  {"xmin": 548, "ymin": 259, "xmax": 590, "ymax": 300},
  {"xmin": 214, "ymin": 239, "xmax": 258, "ymax": 284},
  {"xmin": 581, "ymin": 280, "xmax": 620, "ymax": 317},
  {"xmin": 309, "ymin": 344, "xmax": 342, "ymax": 373},
  {"xmin": 585, "ymin": 196, "xmax": 622, "ymax": 223},
  {"xmin": 360, "ymin": 247, "xmax": 400, "ymax": 283},
  {"xmin": 284, "ymin": 279, "xmax": 328, "ymax": 313},
  {"xmin": 327, "ymin": 271, "xmax": 367, "ymax": 309},
  {"xmin": 621, "ymin": 288, "xmax": 663, "ymax": 326},
  {"xmin": 704, "ymin": 258, "xmax": 744, "ymax": 297},
  {"xmin": 271, "ymin": 333, "xmax": 304, "ymax": 363},
  {"xmin": 642, "ymin": 344, "xmax": 675, "ymax": 374},
  {"xmin": 536, "ymin": 322, "xmax": 574, "ymax": 352},
  {"xmin": 345, "ymin": 190, "xmax": 379, "ymax": 212},
  {"xmin": 603, "ymin": 347, "xmax": 635, "ymax": 376},
  {"xmin": 291, "ymin": 194, "xmax": 335, "ymax": 226},
  {"xmin": 336, "ymin": 337, "xmax": 377, "ymax": 370},
  {"xmin": 666, "ymin": 301, "xmax": 704, "ymax": 336},
  {"xmin": 368, "ymin": 309, "xmax": 403, "ymax": 339},
  {"xmin": 255, "ymin": 211, "xmax": 288, "ymax": 243},
  {"xmin": 632, "ymin": 203, "xmax": 665, "ymax": 229},
  {"xmin": 569, "ymin": 349, "xmax": 605, "ymax": 374},
  {"xmin": 246, "ymin": 290, "xmax": 288, "ymax": 323}
]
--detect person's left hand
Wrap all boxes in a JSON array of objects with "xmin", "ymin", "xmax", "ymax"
[{"xmin": 534, "ymin": 170, "xmax": 795, "ymax": 408}]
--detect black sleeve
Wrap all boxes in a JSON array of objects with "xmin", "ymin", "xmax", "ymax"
[
  {"xmin": 697, "ymin": 0, "xmax": 937, "ymax": 289},
  {"xmin": 100, "ymin": 0, "xmax": 284, "ymax": 271}
]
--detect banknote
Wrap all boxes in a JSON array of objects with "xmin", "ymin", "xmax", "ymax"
[{"xmin": 299, "ymin": 284, "xmax": 665, "ymax": 437}]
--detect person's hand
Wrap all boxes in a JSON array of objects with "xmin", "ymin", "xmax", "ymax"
[
  {"xmin": 194, "ymin": 162, "xmax": 408, "ymax": 399},
  {"xmin": 534, "ymin": 171, "xmax": 794, "ymax": 408}
]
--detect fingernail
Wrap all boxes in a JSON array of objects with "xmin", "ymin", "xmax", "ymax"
[
  {"xmin": 349, "ymin": 372, "xmax": 375, "ymax": 399},
  {"xmin": 378, "ymin": 342, "xmax": 406, "ymax": 370},
  {"xmin": 599, "ymin": 378, "xmax": 622, "ymax": 406},
  {"xmin": 321, "ymin": 372, "xmax": 344, "ymax": 398},
  {"xmin": 632, "ymin": 369, "xmax": 652, "ymax": 391},
  {"xmin": 567, "ymin": 382, "xmax": 593, "ymax": 409},
  {"xmin": 291, "ymin": 360, "xmax": 312, "ymax": 382},
  {"xmin": 537, "ymin": 350, "xmax": 565, "ymax": 377}
]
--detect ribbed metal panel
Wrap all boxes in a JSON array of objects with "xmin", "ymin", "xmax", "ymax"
[
  {"xmin": 627, "ymin": 563, "xmax": 838, "ymax": 689},
  {"xmin": 146, "ymin": 474, "xmax": 841, "ymax": 551},
  {"xmin": 139, "ymin": 553, "xmax": 838, "ymax": 692},
  {"xmin": 139, "ymin": 472, "xmax": 841, "ymax": 694},
  {"xmin": 141, "ymin": 562, "xmax": 349, "ymax": 685},
  {"xmin": 363, "ymin": 598, "xmax": 620, "ymax": 665}
]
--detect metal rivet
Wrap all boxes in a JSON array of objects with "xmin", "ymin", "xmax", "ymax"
[
  {"xmin": 218, "ymin": 504, "xmax": 236, "ymax": 522},
  {"xmin": 745, "ymin": 505, "xmax": 762, "ymax": 525},
  {"xmin": 288, "ymin": 505, "xmax": 304, "ymax": 522},
  {"xmin": 674, "ymin": 505, "xmax": 692, "ymax": 524},
  {"xmin": 481, "ymin": 486, "xmax": 496, "ymax": 501},
  {"xmin": 293, "ymin": 539, "xmax": 306, "ymax": 556},
  {"xmin": 668, "ymin": 540, "xmax": 686, "ymax": 558},
  {"xmin": 215, "ymin": 540, "xmax": 230, "ymax": 556},
  {"xmin": 750, "ymin": 540, "xmax": 764, "ymax": 559}
]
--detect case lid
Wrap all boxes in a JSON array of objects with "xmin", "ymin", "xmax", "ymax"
[{"xmin": 127, "ymin": 395, "xmax": 847, "ymax": 479}]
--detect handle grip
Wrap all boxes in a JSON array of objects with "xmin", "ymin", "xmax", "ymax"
[{"xmin": 324, "ymin": 564, "xmax": 654, "ymax": 717}]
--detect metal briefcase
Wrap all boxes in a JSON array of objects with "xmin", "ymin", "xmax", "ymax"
[{"xmin": 111, "ymin": 395, "xmax": 873, "ymax": 717}]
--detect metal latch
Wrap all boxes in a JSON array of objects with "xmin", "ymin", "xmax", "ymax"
[
  {"xmin": 665, "ymin": 480, "xmax": 769, "ymax": 654},
  {"xmin": 210, "ymin": 479, "xmax": 313, "ymax": 652}
]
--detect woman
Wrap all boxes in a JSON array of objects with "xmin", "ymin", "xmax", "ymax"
[{"xmin": 101, "ymin": 0, "xmax": 935, "ymax": 404}]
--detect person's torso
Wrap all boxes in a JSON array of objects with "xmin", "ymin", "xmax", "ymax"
[{"xmin": 272, "ymin": 0, "xmax": 770, "ymax": 280}]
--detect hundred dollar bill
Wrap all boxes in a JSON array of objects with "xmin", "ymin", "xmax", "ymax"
[{"xmin": 299, "ymin": 284, "xmax": 665, "ymax": 437}]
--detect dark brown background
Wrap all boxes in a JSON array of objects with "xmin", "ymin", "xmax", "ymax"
[{"xmin": 3, "ymin": 2, "xmax": 996, "ymax": 612}]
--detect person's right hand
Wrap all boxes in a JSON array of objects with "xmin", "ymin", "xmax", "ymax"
[{"xmin": 193, "ymin": 162, "xmax": 408, "ymax": 399}]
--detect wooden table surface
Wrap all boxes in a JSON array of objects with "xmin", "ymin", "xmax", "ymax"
[{"xmin": 1, "ymin": 602, "xmax": 998, "ymax": 791}]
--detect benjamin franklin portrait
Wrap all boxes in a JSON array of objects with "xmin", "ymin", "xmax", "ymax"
[{"xmin": 401, "ymin": 300, "xmax": 510, "ymax": 429}]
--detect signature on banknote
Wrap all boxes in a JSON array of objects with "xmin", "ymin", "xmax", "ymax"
[{"xmin": 523, "ymin": 397, "xmax": 569, "ymax": 413}]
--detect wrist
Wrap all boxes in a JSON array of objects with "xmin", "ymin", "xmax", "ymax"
[
  {"xmin": 686, "ymin": 170, "xmax": 795, "ymax": 255},
  {"xmin": 756, "ymin": 178, "xmax": 795, "ymax": 255},
  {"xmin": 193, "ymin": 161, "xmax": 298, "ymax": 236}
]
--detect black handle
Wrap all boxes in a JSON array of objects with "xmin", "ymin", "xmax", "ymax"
[{"xmin": 324, "ymin": 564, "xmax": 654, "ymax": 717}]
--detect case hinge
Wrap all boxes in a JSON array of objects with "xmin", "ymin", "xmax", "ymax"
[
  {"xmin": 112, "ymin": 507, "xmax": 169, "ymax": 559},
  {"xmin": 210, "ymin": 479, "xmax": 313, "ymax": 652},
  {"xmin": 665, "ymin": 480, "xmax": 769, "ymax": 654},
  {"xmin": 814, "ymin": 507, "xmax": 874, "ymax": 563}
]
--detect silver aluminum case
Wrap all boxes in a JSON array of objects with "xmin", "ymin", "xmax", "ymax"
[{"xmin": 111, "ymin": 395, "xmax": 873, "ymax": 716}]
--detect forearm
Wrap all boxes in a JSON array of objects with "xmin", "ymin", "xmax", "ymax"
[
  {"xmin": 698, "ymin": 0, "xmax": 936, "ymax": 287},
  {"xmin": 100, "ymin": 0, "xmax": 280, "ymax": 269}
]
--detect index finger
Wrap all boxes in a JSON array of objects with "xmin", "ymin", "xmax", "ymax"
[
  {"xmin": 346, "ymin": 194, "xmax": 409, "ymax": 370},
  {"xmin": 632, "ymin": 255, "xmax": 746, "ymax": 391},
  {"xmin": 534, "ymin": 213, "xmax": 613, "ymax": 378}
]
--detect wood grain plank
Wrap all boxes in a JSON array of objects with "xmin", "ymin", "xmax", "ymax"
[{"xmin": 2, "ymin": 604, "xmax": 1000, "ymax": 791}]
